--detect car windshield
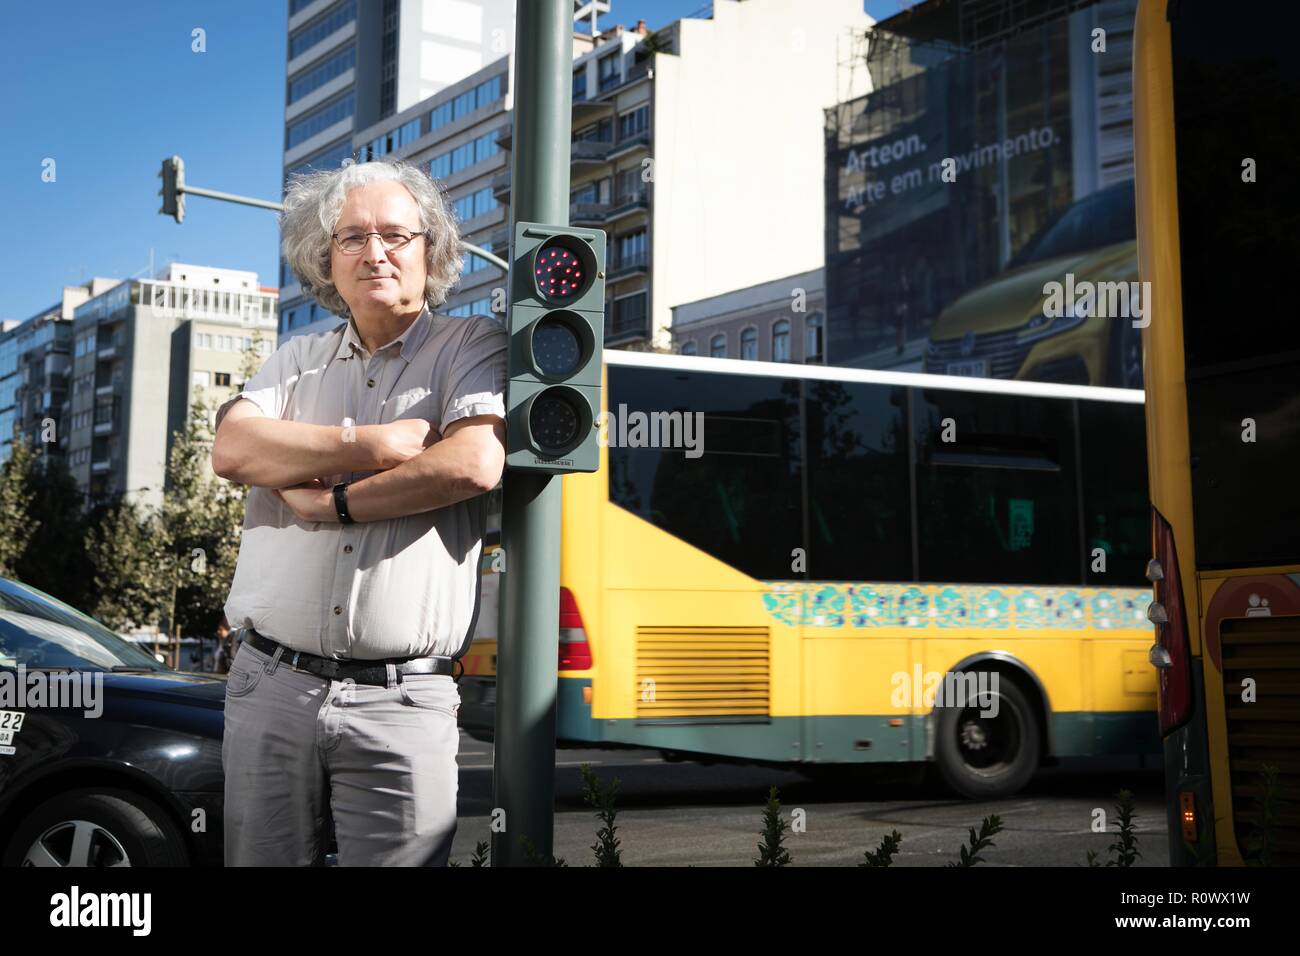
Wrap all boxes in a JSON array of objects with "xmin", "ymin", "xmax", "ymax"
[
  {"xmin": 0, "ymin": 578, "xmax": 166, "ymax": 672},
  {"xmin": 1008, "ymin": 180, "xmax": 1136, "ymax": 269}
]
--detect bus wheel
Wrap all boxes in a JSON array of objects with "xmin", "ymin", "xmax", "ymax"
[{"xmin": 933, "ymin": 676, "xmax": 1039, "ymax": 799}]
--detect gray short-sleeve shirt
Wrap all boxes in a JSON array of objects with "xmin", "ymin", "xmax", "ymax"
[{"xmin": 217, "ymin": 305, "xmax": 506, "ymax": 661}]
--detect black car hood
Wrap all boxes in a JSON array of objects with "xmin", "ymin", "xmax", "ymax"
[{"xmin": 101, "ymin": 671, "xmax": 227, "ymax": 709}]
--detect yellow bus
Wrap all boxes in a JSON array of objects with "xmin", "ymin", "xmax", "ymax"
[
  {"xmin": 1134, "ymin": 0, "xmax": 1300, "ymax": 865},
  {"xmin": 463, "ymin": 350, "xmax": 1158, "ymax": 799}
]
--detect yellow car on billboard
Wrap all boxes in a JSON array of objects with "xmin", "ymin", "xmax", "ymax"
[{"xmin": 925, "ymin": 181, "xmax": 1143, "ymax": 388}]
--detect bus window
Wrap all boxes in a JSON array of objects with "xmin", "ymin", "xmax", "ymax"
[
  {"xmin": 914, "ymin": 390, "xmax": 1080, "ymax": 584},
  {"xmin": 805, "ymin": 380, "xmax": 911, "ymax": 582},
  {"xmin": 607, "ymin": 365, "xmax": 802, "ymax": 580},
  {"xmin": 1079, "ymin": 402, "xmax": 1149, "ymax": 586},
  {"xmin": 1170, "ymin": 8, "xmax": 1300, "ymax": 570}
]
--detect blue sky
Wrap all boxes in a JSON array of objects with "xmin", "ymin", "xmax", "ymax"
[{"xmin": 0, "ymin": 0, "xmax": 903, "ymax": 323}]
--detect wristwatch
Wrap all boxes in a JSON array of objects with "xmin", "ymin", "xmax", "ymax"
[{"xmin": 332, "ymin": 481, "xmax": 355, "ymax": 524}]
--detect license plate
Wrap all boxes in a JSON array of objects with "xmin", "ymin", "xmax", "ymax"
[
  {"xmin": 0, "ymin": 711, "xmax": 24, "ymax": 733},
  {"xmin": 945, "ymin": 360, "xmax": 988, "ymax": 377}
]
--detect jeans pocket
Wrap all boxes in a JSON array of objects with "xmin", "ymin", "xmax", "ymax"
[
  {"xmin": 398, "ymin": 674, "xmax": 460, "ymax": 716},
  {"xmin": 225, "ymin": 647, "xmax": 267, "ymax": 699}
]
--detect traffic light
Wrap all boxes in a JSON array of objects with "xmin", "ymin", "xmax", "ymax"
[
  {"xmin": 159, "ymin": 156, "xmax": 185, "ymax": 224},
  {"xmin": 505, "ymin": 222, "xmax": 606, "ymax": 473}
]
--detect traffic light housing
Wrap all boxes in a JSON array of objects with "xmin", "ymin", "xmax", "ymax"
[
  {"xmin": 505, "ymin": 222, "xmax": 606, "ymax": 473},
  {"xmin": 159, "ymin": 155, "xmax": 185, "ymax": 224}
]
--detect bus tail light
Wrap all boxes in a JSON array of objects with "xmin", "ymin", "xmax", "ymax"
[
  {"xmin": 558, "ymin": 586, "xmax": 592, "ymax": 670},
  {"xmin": 1148, "ymin": 508, "xmax": 1193, "ymax": 734},
  {"xmin": 1178, "ymin": 791, "xmax": 1198, "ymax": 842}
]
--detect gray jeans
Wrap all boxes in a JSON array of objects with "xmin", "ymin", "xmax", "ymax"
[{"xmin": 222, "ymin": 640, "xmax": 461, "ymax": 866}]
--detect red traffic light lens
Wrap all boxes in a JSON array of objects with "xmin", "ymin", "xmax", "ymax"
[{"xmin": 535, "ymin": 246, "xmax": 585, "ymax": 301}]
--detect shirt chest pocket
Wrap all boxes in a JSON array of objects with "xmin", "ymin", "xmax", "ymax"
[{"xmin": 386, "ymin": 385, "xmax": 435, "ymax": 421}]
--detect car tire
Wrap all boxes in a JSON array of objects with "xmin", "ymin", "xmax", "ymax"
[
  {"xmin": 2, "ymin": 788, "xmax": 190, "ymax": 867},
  {"xmin": 933, "ymin": 675, "xmax": 1040, "ymax": 800}
]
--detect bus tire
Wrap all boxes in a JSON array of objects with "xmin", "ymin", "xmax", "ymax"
[{"xmin": 933, "ymin": 675, "xmax": 1039, "ymax": 800}]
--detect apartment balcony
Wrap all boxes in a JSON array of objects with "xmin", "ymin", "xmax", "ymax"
[
  {"xmin": 490, "ymin": 171, "xmax": 511, "ymax": 199},
  {"xmin": 90, "ymin": 457, "xmax": 113, "ymax": 474},
  {"xmin": 605, "ymin": 314, "xmax": 650, "ymax": 347},
  {"xmin": 488, "ymin": 227, "xmax": 511, "ymax": 255},
  {"xmin": 570, "ymin": 201, "xmax": 611, "ymax": 226},
  {"xmin": 596, "ymin": 60, "xmax": 653, "ymax": 99},
  {"xmin": 607, "ymin": 250, "xmax": 649, "ymax": 283},
  {"xmin": 573, "ymin": 95, "xmax": 614, "ymax": 126},
  {"xmin": 607, "ymin": 130, "xmax": 651, "ymax": 162},
  {"xmin": 571, "ymin": 139, "xmax": 613, "ymax": 164},
  {"xmin": 96, "ymin": 332, "xmax": 125, "ymax": 361},
  {"xmin": 606, "ymin": 189, "xmax": 650, "ymax": 224}
]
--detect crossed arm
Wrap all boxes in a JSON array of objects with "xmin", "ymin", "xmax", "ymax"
[{"xmin": 212, "ymin": 398, "xmax": 505, "ymax": 522}]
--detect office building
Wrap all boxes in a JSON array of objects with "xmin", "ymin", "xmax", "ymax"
[{"xmin": 281, "ymin": 0, "xmax": 872, "ymax": 352}]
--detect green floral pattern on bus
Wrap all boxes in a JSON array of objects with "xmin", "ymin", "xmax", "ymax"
[{"xmin": 761, "ymin": 583, "xmax": 1151, "ymax": 630}]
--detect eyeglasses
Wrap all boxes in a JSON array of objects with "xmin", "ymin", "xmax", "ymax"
[{"xmin": 331, "ymin": 228, "xmax": 425, "ymax": 255}]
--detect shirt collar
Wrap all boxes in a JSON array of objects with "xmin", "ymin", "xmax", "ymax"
[{"xmin": 333, "ymin": 305, "xmax": 433, "ymax": 364}]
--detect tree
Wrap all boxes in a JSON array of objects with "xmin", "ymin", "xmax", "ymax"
[
  {"xmin": 158, "ymin": 392, "xmax": 246, "ymax": 639},
  {"xmin": 13, "ymin": 450, "xmax": 97, "ymax": 610},
  {"xmin": 84, "ymin": 494, "xmax": 170, "ymax": 632},
  {"xmin": 0, "ymin": 436, "xmax": 41, "ymax": 579}
]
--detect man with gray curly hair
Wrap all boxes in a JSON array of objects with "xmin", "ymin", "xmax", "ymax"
[{"xmin": 211, "ymin": 159, "xmax": 506, "ymax": 866}]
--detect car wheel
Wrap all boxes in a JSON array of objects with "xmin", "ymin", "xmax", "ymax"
[
  {"xmin": 933, "ymin": 675, "xmax": 1040, "ymax": 799},
  {"xmin": 2, "ymin": 789, "xmax": 190, "ymax": 867}
]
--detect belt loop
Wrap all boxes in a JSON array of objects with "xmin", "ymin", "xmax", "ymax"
[
  {"xmin": 266, "ymin": 644, "xmax": 285, "ymax": 675},
  {"xmin": 386, "ymin": 661, "xmax": 399, "ymax": 690}
]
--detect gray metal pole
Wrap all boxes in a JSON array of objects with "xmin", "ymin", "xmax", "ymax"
[{"xmin": 492, "ymin": 0, "xmax": 573, "ymax": 867}]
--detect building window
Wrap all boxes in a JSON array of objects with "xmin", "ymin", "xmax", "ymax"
[
  {"xmin": 741, "ymin": 326, "xmax": 758, "ymax": 361},
  {"xmin": 617, "ymin": 229, "xmax": 647, "ymax": 267},
  {"xmin": 453, "ymin": 187, "xmax": 497, "ymax": 222},
  {"xmin": 192, "ymin": 371, "xmax": 210, "ymax": 388},
  {"xmin": 285, "ymin": 139, "xmax": 354, "ymax": 182},
  {"xmin": 680, "ymin": 340, "xmax": 697, "ymax": 356},
  {"xmin": 573, "ymin": 68, "xmax": 588, "ymax": 101},
  {"xmin": 289, "ymin": 0, "xmax": 357, "ymax": 60},
  {"xmin": 772, "ymin": 319, "xmax": 790, "ymax": 362},
  {"xmin": 286, "ymin": 92, "xmax": 355, "ymax": 150},
  {"xmin": 710, "ymin": 334, "xmax": 726, "ymax": 358},
  {"xmin": 429, "ymin": 129, "xmax": 501, "ymax": 181},
  {"xmin": 599, "ymin": 52, "xmax": 621, "ymax": 91},
  {"xmin": 805, "ymin": 312, "xmax": 824, "ymax": 363},
  {"xmin": 214, "ymin": 372, "xmax": 232, "ymax": 387},
  {"xmin": 618, "ymin": 106, "xmax": 649, "ymax": 140},
  {"xmin": 462, "ymin": 253, "xmax": 493, "ymax": 275},
  {"xmin": 288, "ymin": 44, "xmax": 355, "ymax": 104},
  {"xmin": 575, "ymin": 118, "xmax": 613, "ymax": 143},
  {"xmin": 615, "ymin": 167, "xmax": 645, "ymax": 204},
  {"xmin": 431, "ymin": 74, "xmax": 505, "ymax": 132},
  {"xmin": 610, "ymin": 292, "xmax": 648, "ymax": 337}
]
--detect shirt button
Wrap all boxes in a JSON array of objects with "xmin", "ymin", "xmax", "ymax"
[
  {"xmin": 344, "ymin": 544, "xmax": 353, "ymax": 553},
  {"xmin": 333, "ymin": 606, "xmax": 343, "ymax": 615},
  {"xmin": 367, "ymin": 378, "xmax": 376, "ymax": 387}
]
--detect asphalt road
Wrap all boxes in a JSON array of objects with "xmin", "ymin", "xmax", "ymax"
[{"xmin": 449, "ymin": 731, "xmax": 1170, "ymax": 867}]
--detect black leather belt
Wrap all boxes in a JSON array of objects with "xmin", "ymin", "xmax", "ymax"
[{"xmin": 243, "ymin": 629, "xmax": 462, "ymax": 685}]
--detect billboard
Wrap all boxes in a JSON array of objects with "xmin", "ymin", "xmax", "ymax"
[{"xmin": 826, "ymin": 0, "xmax": 1142, "ymax": 388}]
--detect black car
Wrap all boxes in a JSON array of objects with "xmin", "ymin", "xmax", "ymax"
[{"xmin": 0, "ymin": 577, "xmax": 224, "ymax": 866}]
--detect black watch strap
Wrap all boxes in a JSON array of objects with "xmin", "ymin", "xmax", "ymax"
[{"xmin": 332, "ymin": 481, "xmax": 355, "ymax": 524}]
